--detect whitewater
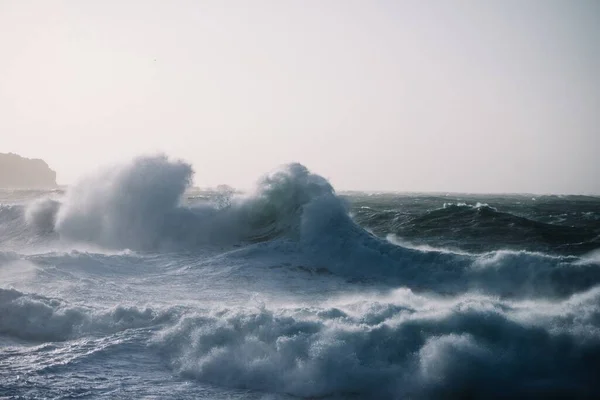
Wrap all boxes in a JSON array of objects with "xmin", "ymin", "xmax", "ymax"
[{"xmin": 1, "ymin": 155, "xmax": 599, "ymax": 399}]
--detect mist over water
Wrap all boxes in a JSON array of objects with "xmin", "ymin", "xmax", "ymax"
[{"xmin": 1, "ymin": 155, "xmax": 600, "ymax": 399}]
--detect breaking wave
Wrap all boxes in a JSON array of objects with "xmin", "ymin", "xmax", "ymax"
[
  {"xmin": 22, "ymin": 155, "xmax": 336, "ymax": 250},
  {"xmin": 0, "ymin": 287, "xmax": 172, "ymax": 342},
  {"xmin": 0, "ymin": 155, "xmax": 596, "ymax": 298},
  {"xmin": 2, "ymin": 155, "xmax": 600, "ymax": 398},
  {"xmin": 155, "ymin": 287, "xmax": 600, "ymax": 398},
  {"xmin": 2, "ymin": 285, "xmax": 599, "ymax": 398}
]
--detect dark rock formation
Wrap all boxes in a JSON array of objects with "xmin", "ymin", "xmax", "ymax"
[{"xmin": 0, "ymin": 153, "xmax": 57, "ymax": 188}]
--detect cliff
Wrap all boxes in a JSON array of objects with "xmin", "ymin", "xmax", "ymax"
[{"xmin": 0, "ymin": 153, "xmax": 57, "ymax": 188}]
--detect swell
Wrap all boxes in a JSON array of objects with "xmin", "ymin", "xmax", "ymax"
[{"xmin": 352, "ymin": 202, "xmax": 600, "ymax": 256}]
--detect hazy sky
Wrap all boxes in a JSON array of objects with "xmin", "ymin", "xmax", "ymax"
[{"xmin": 1, "ymin": 0, "xmax": 599, "ymax": 193}]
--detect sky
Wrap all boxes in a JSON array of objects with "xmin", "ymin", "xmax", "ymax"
[{"xmin": 1, "ymin": 0, "xmax": 599, "ymax": 193}]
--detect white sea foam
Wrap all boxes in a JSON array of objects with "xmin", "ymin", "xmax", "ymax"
[
  {"xmin": 152, "ymin": 287, "xmax": 600, "ymax": 398},
  {"xmin": 1, "ymin": 156, "xmax": 599, "ymax": 398},
  {"xmin": 8, "ymin": 155, "xmax": 599, "ymax": 298}
]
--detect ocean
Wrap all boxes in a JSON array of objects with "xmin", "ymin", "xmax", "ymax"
[{"xmin": 1, "ymin": 155, "xmax": 599, "ymax": 399}]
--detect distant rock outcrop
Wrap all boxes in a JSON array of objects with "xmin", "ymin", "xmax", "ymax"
[{"xmin": 0, "ymin": 153, "xmax": 57, "ymax": 188}]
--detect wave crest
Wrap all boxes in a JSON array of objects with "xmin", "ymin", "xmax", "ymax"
[
  {"xmin": 21, "ymin": 156, "xmax": 341, "ymax": 250},
  {"xmin": 0, "ymin": 287, "xmax": 172, "ymax": 342},
  {"xmin": 153, "ymin": 288, "xmax": 600, "ymax": 398},
  {"xmin": 55, "ymin": 155, "xmax": 193, "ymax": 249}
]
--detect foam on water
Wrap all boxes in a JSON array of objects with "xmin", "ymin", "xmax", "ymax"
[
  {"xmin": 1, "ymin": 155, "xmax": 599, "ymax": 398},
  {"xmin": 22, "ymin": 156, "xmax": 598, "ymax": 297},
  {"xmin": 0, "ymin": 287, "xmax": 173, "ymax": 342},
  {"xmin": 22, "ymin": 156, "xmax": 338, "ymax": 250},
  {"xmin": 2, "ymin": 284, "xmax": 598, "ymax": 398}
]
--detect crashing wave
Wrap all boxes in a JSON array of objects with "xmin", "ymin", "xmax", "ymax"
[
  {"xmin": 1, "ymin": 155, "xmax": 597, "ymax": 298},
  {"xmin": 22, "ymin": 155, "xmax": 338, "ymax": 250},
  {"xmin": 0, "ymin": 287, "xmax": 173, "ymax": 342},
  {"xmin": 3, "ymin": 285, "xmax": 598, "ymax": 398},
  {"xmin": 153, "ymin": 287, "xmax": 600, "ymax": 398}
]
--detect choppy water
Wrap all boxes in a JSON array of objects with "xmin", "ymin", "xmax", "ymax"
[{"xmin": 1, "ymin": 156, "xmax": 599, "ymax": 399}]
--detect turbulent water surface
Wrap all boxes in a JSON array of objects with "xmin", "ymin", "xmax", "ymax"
[{"xmin": 1, "ymin": 156, "xmax": 600, "ymax": 399}]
